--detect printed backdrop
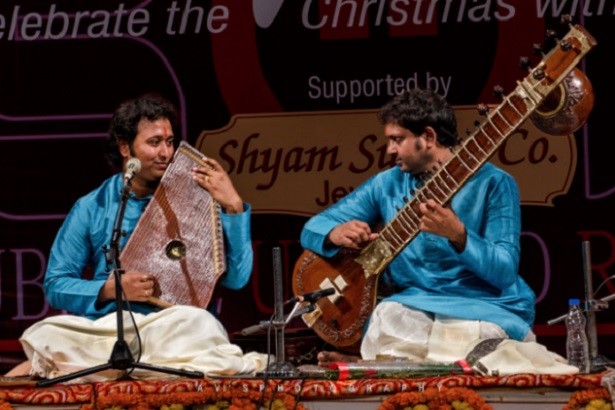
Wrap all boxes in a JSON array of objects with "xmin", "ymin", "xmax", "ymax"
[{"xmin": 1, "ymin": 0, "xmax": 614, "ymax": 372}]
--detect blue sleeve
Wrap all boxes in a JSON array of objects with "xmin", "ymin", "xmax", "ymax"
[
  {"xmin": 44, "ymin": 198, "xmax": 114, "ymax": 317},
  {"xmin": 218, "ymin": 203, "xmax": 253, "ymax": 290},
  {"xmin": 457, "ymin": 172, "xmax": 521, "ymax": 290},
  {"xmin": 300, "ymin": 175, "xmax": 381, "ymax": 257}
]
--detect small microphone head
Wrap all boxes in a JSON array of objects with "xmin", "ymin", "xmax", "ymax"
[
  {"xmin": 321, "ymin": 287, "xmax": 335, "ymax": 297},
  {"xmin": 126, "ymin": 157, "xmax": 141, "ymax": 174},
  {"xmin": 123, "ymin": 158, "xmax": 141, "ymax": 187}
]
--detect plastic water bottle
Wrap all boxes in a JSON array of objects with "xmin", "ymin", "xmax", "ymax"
[{"xmin": 565, "ymin": 298, "xmax": 590, "ymax": 373}]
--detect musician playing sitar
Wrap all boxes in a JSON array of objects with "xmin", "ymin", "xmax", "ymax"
[
  {"xmin": 301, "ymin": 88, "xmax": 537, "ymax": 365},
  {"xmin": 6, "ymin": 93, "xmax": 268, "ymax": 380}
]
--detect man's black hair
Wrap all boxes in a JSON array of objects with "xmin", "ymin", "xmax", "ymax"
[{"xmin": 104, "ymin": 93, "xmax": 180, "ymax": 168}]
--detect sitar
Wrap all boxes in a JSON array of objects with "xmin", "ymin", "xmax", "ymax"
[{"xmin": 292, "ymin": 23, "xmax": 597, "ymax": 351}]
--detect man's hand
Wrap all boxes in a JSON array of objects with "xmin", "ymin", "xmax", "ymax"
[
  {"xmin": 192, "ymin": 157, "xmax": 243, "ymax": 214},
  {"xmin": 327, "ymin": 220, "xmax": 378, "ymax": 249},
  {"xmin": 418, "ymin": 199, "xmax": 467, "ymax": 251},
  {"xmin": 98, "ymin": 271, "xmax": 155, "ymax": 303}
]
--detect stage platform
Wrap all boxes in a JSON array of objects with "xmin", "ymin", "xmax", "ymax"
[{"xmin": 0, "ymin": 369, "xmax": 613, "ymax": 410}]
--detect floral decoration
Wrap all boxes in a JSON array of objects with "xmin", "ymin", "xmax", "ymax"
[
  {"xmin": 0, "ymin": 399, "xmax": 13, "ymax": 410},
  {"xmin": 379, "ymin": 387, "xmax": 493, "ymax": 410},
  {"xmin": 563, "ymin": 388, "xmax": 613, "ymax": 410},
  {"xmin": 76, "ymin": 386, "xmax": 304, "ymax": 410}
]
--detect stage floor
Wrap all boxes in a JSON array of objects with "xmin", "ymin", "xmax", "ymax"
[
  {"xmin": 0, "ymin": 370, "xmax": 612, "ymax": 410},
  {"xmin": 304, "ymin": 390, "xmax": 572, "ymax": 410}
]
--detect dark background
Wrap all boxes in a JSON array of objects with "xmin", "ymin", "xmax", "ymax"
[{"xmin": 1, "ymin": 1, "xmax": 614, "ymax": 372}]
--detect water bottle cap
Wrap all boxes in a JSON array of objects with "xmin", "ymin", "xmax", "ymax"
[{"xmin": 569, "ymin": 298, "xmax": 581, "ymax": 305}]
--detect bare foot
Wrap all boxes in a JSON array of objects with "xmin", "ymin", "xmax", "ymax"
[
  {"xmin": 4, "ymin": 360, "xmax": 31, "ymax": 377},
  {"xmin": 317, "ymin": 351, "xmax": 360, "ymax": 367}
]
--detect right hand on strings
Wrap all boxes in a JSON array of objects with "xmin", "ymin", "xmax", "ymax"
[{"xmin": 326, "ymin": 220, "xmax": 378, "ymax": 249}]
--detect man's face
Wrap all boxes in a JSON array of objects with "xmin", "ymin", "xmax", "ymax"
[
  {"xmin": 384, "ymin": 123, "xmax": 430, "ymax": 175},
  {"xmin": 121, "ymin": 118, "xmax": 175, "ymax": 184}
]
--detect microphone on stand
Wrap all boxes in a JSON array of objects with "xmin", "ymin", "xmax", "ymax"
[
  {"xmin": 284, "ymin": 302, "xmax": 317, "ymax": 324},
  {"xmin": 284, "ymin": 287, "xmax": 335, "ymax": 305},
  {"xmin": 123, "ymin": 158, "xmax": 141, "ymax": 186},
  {"xmin": 239, "ymin": 321, "xmax": 270, "ymax": 336},
  {"xmin": 239, "ymin": 304, "xmax": 318, "ymax": 335}
]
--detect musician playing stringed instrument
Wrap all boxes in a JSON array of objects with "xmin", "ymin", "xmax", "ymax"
[
  {"xmin": 5, "ymin": 93, "xmax": 268, "ymax": 381},
  {"xmin": 302, "ymin": 89, "xmax": 537, "ymax": 366}
]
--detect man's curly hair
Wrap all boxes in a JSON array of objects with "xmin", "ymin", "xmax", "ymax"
[
  {"xmin": 378, "ymin": 88, "xmax": 461, "ymax": 147},
  {"xmin": 104, "ymin": 93, "xmax": 180, "ymax": 168}
]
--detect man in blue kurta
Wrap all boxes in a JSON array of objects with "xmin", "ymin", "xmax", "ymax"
[
  {"xmin": 8, "ymin": 94, "xmax": 267, "ymax": 381},
  {"xmin": 301, "ymin": 89, "xmax": 536, "ymax": 364}
]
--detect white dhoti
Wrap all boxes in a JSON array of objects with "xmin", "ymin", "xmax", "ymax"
[
  {"xmin": 360, "ymin": 302, "xmax": 575, "ymax": 375},
  {"xmin": 21, "ymin": 305, "xmax": 270, "ymax": 383},
  {"xmin": 360, "ymin": 301, "xmax": 535, "ymax": 363}
]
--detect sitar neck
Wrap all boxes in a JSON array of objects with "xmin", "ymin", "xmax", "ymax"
[{"xmin": 355, "ymin": 24, "xmax": 596, "ymax": 277}]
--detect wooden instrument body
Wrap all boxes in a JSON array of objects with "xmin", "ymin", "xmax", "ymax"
[
  {"xmin": 120, "ymin": 142, "xmax": 226, "ymax": 308},
  {"xmin": 292, "ymin": 248, "xmax": 377, "ymax": 351},
  {"xmin": 292, "ymin": 24, "xmax": 596, "ymax": 349}
]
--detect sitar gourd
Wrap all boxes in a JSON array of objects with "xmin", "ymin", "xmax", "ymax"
[{"xmin": 292, "ymin": 21, "xmax": 597, "ymax": 351}]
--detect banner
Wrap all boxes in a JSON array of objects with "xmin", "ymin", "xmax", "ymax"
[{"xmin": 1, "ymin": 1, "xmax": 614, "ymax": 371}]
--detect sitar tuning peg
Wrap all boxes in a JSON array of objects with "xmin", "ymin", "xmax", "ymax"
[
  {"xmin": 560, "ymin": 39, "xmax": 572, "ymax": 51},
  {"xmin": 493, "ymin": 85, "xmax": 505, "ymax": 99},
  {"xmin": 465, "ymin": 128, "xmax": 472, "ymax": 136},
  {"xmin": 519, "ymin": 56, "xmax": 531, "ymax": 71},
  {"xmin": 474, "ymin": 120, "xmax": 481, "ymax": 127},
  {"xmin": 546, "ymin": 29, "xmax": 558, "ymax": 41},
  {"xmin": 533, "ymin": 68, "xmax": 546, "ymax": 80},
  {"xmin": 532, "ymin": 43, "xmax": 543, "ymax": 56},
  {"xmin": 477, "ymin": 103, "xmax": 489, "ymax": 116},
  {"xmin": 560, "ymin": 14, "xmax": 573, "ymax": 26}
]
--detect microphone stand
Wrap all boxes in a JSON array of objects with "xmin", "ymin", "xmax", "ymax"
[
  {"xmin": 255, "ymin": 247, "xmax": 300, "ymax": 378},
  {"xmin": 580, "ymin": 241, "xmax": 615, "ymax": 372},
  {"xmin": 547, "ymin": 240, "xmax": 615, "ymax": 373},
  {"xmin": 38, "ymin": 181, "xmax": 204, "ymax": 387}
]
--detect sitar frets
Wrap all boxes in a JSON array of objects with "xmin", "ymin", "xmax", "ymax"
[
  {"xmin": 378, "ymin": 83, "xmax": 548, "ymax": 255},
  {"xmin": 371, "ymin": 24, "xmax": 593, "ymax": 261}
]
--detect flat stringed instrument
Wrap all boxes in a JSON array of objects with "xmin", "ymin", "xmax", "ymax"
[{"xmin": 292, "ymin": 23, "xmax": 597, "ymax": 351}]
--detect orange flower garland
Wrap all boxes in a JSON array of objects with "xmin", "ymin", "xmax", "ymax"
[
  {"xmin": 76, "ymin": 387, "xmax": 305, "ymax": 410},
  {"xmin": 563, "ymin": 388, "xmax": 613, "ymax": 410},
  {"xmin": 379, "ymin": 387, "xmax": 493, "ymax": 410},
  {"xmin": 0, "ymin": 399, "xmax": 13, "ymax": 410}
]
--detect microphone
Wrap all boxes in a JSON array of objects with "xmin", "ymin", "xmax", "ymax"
[
  {"xmin": 290, "ymin": 303, "xmax": 317, "ymax": 318},
  {"xmin": 239, "ymin": 320, "xmax": 269, "ymax": 336},
  {"xmin": 123, "ymin": 158, "xmax": 141, "ymax": 186},
  {"xmin": 285, "ymin": 287, "xmax": 335, "ymax": 304}
]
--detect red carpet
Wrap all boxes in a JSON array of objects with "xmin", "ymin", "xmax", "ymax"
[{"xmin": 0, "ymin": 371, "xmax": 609, "ymax": 409}]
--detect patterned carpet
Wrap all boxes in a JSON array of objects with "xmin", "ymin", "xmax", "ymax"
[{"xmin": 0, "ymin": 371, "xmax": 611, "ymax": 409}]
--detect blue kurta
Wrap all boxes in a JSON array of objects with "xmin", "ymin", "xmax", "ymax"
[
  {"xmin": 300, "ymin": 163, "xmax": 535, "ymax": 341},
  {"xmin": 44, "ymin": 173, "xmax": 253, "ymax": 319}
]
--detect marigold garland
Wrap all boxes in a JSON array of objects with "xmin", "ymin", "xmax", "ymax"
[
  {"xmin": 4, "ymin": 384, "xmax": 613, "ymax": 410},
  {"xmin": 563, "ymin": 388, "xmax": 613, "ymax": 410},
  {"xmin": 0, "ymin": 399, "xmax": 14, "ymax": 410},
  {"xmin": 379, "ymin": 387, "xmax": 493, "ymax": 410},
  {"xmin": 73, "ymin": 386, "xmax": 305, "ymax": 410}
]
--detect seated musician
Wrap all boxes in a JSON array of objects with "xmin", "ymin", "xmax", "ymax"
[
  {"xmin": 6, "ymin": 93, "xmax": 268, "ymax": 381},
  {"xmin": 301, "ymin": 88, "xmax": 537, "ymax": 366}
]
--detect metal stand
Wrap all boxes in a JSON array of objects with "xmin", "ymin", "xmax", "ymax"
[
  {"xmin": 581, "ymin": 241, "xmax": 615, "ymax": 372},
  {"xmin": 37, "ymin": 182, "xmax": 203, "ymax": 387},
  {"xmin": 256, "ymin": 247, "xmax": 300, "ymax": 378},
  {"xmin": 547, "ymin": 240, "xmax": 615, "ymax": 373}
]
